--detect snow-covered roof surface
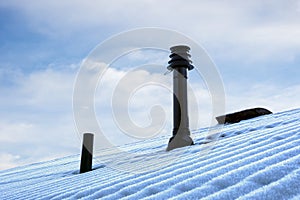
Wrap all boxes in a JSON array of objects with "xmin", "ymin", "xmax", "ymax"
[{"xmin": 1, "ymin": 108, "xmax": 300, "ymax": 200}]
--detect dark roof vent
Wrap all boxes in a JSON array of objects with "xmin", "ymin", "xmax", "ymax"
[{"xmin": 216, "ymin": 107, "xmax": 272, "ymax": 124}]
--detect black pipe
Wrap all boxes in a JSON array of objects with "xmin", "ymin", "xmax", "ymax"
[
  {"xmin": 80, "ymin": 133, "xmax": 94, "ymax": 173},
  {"xmin": 167, "ymin": 45, "xmax": 194, "ymax": 151}
]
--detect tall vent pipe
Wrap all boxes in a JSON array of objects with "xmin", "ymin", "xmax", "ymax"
[{"xmin": 167, "ymin": 45, "xmax": 194, "ymax": 151}]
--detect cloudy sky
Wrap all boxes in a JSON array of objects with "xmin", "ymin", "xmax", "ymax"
[{"xmin": 0, "ymin": 0, "xmax": 300, "ymax": 170}]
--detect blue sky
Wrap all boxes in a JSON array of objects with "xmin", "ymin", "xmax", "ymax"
[{"xmin": 0, "ymin": 0, "xmax": 300, "ymax": 170}]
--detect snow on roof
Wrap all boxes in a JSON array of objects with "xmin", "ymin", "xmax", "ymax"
[{"xmin": 1, "ymin": 108, "xmax": 300, "ymax": 199}]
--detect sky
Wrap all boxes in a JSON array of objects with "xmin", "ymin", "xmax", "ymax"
[{"xmin": 0, "ymin": 0, "xmax": 300, "ymax": 170}]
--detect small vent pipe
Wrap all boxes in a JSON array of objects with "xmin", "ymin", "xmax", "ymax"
[{"xmin": 80, "ymin": 133, "xmax": 94, "ymax": 173}]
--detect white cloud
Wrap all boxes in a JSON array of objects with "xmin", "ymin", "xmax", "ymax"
[
  {"xmin": 0, "ymin": 66, "xmax": 80, "ymax": 170},
  {"xmin": 3, "ymin": 0, "xmax": 299, "ymax": 55},
  {"xmin": 0, "ymin": 122, "xmax": 34, "ymax": 143},
  {"xmin": 94, "ymin": 67, "xmax": 172, "ymax": 145},
  {"xmin": 225, "ymin": 84, "xmax": 300, "ymax": 113},
  {"xmin": 0, "ymin": 153, "xmax": 20, "ymax": 170}
]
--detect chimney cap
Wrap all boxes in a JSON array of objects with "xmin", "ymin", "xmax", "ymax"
[
  {"xmin": 168, "ymin": 45, "xmax": 194, "ymax": 70},
  {"xmin": 170, "ymin": 45, "xmax": 190, "ymax": 54}
]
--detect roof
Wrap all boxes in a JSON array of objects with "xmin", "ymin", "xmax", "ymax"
[{"xmin": 1, "ymin": 108, "xmax": 300, "ymax": 199}]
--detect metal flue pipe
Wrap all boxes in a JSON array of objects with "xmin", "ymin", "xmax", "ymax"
[
  {"xmin": 167, "ymin": 45, "xmax": 194, "ymax": 151},
  {"xmin": 80, "ymin": 133, "xmax": 94, "ymax": 173}
]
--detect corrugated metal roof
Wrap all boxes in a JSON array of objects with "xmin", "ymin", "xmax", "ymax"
[{"xmin": 1, "ymin": 109, "xmax": 300, "ymax": 199}]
